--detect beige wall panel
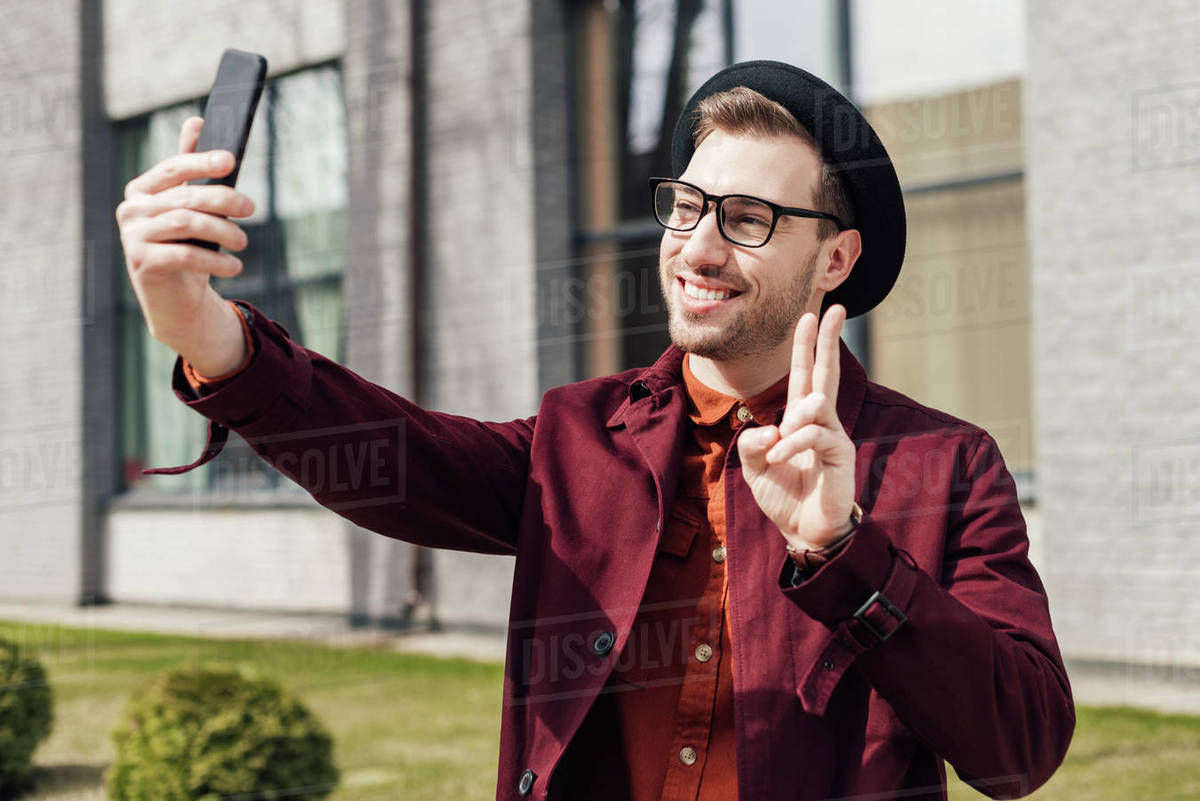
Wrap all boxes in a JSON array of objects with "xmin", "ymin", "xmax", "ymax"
[
  {"xmin": 870, "ymin": 181, "xmax": 1032, "ymax": 474},
  {"xmin": 105, "ymin": 0, "xmax": 347, "ymax": 119},
  {"xmin": 867, "ymin": 79, "xmax": 1023, "ymax": 188}
]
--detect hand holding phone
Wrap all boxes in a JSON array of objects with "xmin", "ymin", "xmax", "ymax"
[
  {"xmin": 116, "ymin": 49, "xmax": 268, "ymax": 372},
  {"xmin": 184, "ymin": 49, "xmax": 267, "ymax": 249}
]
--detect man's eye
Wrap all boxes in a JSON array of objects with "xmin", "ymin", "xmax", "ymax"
[
  {"xmin": 674, "ymin": 199, "xmax": 701, "ymax": 212},
  {"xmin": 732, "ymin": 215, "xmax": 769, "ymax": 228}
]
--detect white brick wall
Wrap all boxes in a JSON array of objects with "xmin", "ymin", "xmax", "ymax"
[
  {"xmin": 420, "ymin": 0, "xmax": 537, "ymax": 625},
  {"xmin": 0, "ymin": 1, "xmax": 84, "ymax": 601},
  {"xmin": 426, "ymin": 0, "xmax": 537, "ymax": 422},
  {"xmin": 104, "ymin": 0, "xmax": 347, "ymax": 119},
  {"xmin": 1026, "ymin": 1, "xmax": 1200, "ymax": 667},
  {"xmin": 107, "ymin": 506, "xmax": 359, "ymax": 611}
]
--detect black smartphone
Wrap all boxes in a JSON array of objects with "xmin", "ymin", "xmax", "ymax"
[{"xmin": 185, "ymin": 48, "xmax": 268, "ymax": 250}]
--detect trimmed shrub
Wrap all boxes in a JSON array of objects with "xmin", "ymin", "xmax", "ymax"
[
  {"xmin": 0, "ymin": 638, "xmax": 54, "ymax": 799},
  {"xmin": 107, "ymin": 665, "xmax": 338, "ymax": 801}
]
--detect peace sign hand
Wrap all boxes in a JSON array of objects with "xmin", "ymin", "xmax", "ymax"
[{"xmin": 736, "ymin": 305, "xmax": 858, "ymax": 551}]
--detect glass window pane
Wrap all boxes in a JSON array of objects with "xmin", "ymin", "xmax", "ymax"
[
  {"xmin": 273, "ymin": 65, "xmax": 348, "ymax": 221},
  {"xmin": 116, "ymin": 64, "xmax": 346, "ymax": 496},
  {"xmin": 237, "ymin": 96, "xmax": 271, "ymax": 225}
]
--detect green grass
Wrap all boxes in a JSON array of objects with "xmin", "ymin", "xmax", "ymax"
[
  {"xmin": 1, "ymin": 621, "xmax": 504, "ymax": 800},
  {"xmin": 2, "ymin": 620, "xmax": 1199, "ymax": 800},
  {"xmin": 948, "ymin": 706, "xmax": 1200, "ymax": 801}
]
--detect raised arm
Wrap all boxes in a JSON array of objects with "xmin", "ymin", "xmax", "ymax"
[
  {"xmin": 119, "ymin": 118, "xmax": 534, "ymax": 555},
  {"xmin": 167, "ymin": 303, "xmax": 535, "ymax": 556}
]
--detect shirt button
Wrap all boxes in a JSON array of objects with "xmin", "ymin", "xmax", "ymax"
[
  {"xmin": 695, "ymin": 643, "xmax": 713, "ymax": 663},
  {"xmin": 712, "ymin": 545, "xmax": 726, "ymax": 563},
  {"xmin": 735, "ymin": 405, "xmax": 753, "ymax": 422},
  {"xmin": 592, "ymin": 630, "xmax": 615, "ymax": 656},
  {"xmin": 679, "ymin": 746, "xmax": 698, "ymax": 766}
]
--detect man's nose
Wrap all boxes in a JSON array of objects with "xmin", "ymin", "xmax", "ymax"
[{"xmin": 679, "ymin": 202, "xmax": 730, "ymax": 267}]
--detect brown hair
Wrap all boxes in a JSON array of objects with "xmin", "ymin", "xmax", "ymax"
[{"xmin": 691, "ymin": 86, "xmax": 854, "ymax": 239}]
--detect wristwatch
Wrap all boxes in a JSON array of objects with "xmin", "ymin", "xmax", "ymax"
[{"xmin": 785, "ymin": 502, "xmax": 863, "ymax": 573}]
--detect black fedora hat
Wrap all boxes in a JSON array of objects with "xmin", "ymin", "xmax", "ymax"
[{"xmin": 670, "ymin": 60, "xmax": 905, "ymax": 319}]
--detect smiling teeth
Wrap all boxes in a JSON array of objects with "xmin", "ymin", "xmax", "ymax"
[{"xmin": 683, "ymin": 282, "xmax": 733, "ymax": 301}]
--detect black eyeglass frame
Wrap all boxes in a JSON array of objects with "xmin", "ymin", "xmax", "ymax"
[{"xmin": 649, "ymin": 176, "xmax": 848, "ymax": 248}]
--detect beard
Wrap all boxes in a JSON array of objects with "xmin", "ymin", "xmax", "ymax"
[{"xmin": 660, "ymin": 248, "xmax": 819, "ymax": 362}]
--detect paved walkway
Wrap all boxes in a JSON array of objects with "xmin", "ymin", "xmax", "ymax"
[
  {"xmin": 0, "ymin": 601, "xmax": 507, "ymax": 663},
  {"xmin": 3, "ymin": 601, "xmax": 1200, "ymax": 715}
]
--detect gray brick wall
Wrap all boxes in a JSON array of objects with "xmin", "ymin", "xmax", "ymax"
[
  {"xmin": 1026, "ymin": 1, "xmax": 1200, "ymax": 668},
  {"xmin": 421, "ymin": 0, "xmax": 538, "ymax": 626},
  {"xmin": 340, "ymin": 0, "xmax": 417, "ymax": 624},
  {"xmin": 425, "ymin": 0, "xmax": 537, "ymax": 421},
  {"xmin": 0, "ymin": 1, "xmax": 84, "ymax": 601}
]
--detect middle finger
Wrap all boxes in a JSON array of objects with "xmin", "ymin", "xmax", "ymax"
[
  {"xmin": 125, "ymin": 150, "xmax": 236, "ymax": 199},
  {"xmin": 135, "ymin": 208, "xmax": 250, "ymax": 252},
  {"xmin": 811, "ymin": 304, "xmax": 845, "ymax": 402},
  {"xmin": 147, "ymin": 183, "xmax": 255, "ymax": 219}
]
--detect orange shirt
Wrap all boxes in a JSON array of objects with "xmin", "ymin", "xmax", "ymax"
[{"xmin": 575, "ymin": 353, "xmax": 788, "ymax": 801}]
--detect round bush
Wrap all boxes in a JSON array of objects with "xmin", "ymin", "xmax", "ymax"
[
  {"xmin": 0, "ymin": 638, "xmax": 54, "ymax": 798},
  {"xmin": 107, "ymin": 665, "xmax": 338, "ymax": 801}
]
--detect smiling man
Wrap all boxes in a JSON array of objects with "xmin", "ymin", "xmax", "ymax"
[{"xmin": 117, "ymin": 61, "xmax": 1074, "ymax": 800}]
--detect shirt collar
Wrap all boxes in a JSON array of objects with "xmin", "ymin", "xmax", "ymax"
[
  {"xmin": 605, "ymin": 340, "xmax": 867, "ymax": 440},
  {"xmin": 682, "ymin": 353, "xmax": 790, "ymax": 426}
]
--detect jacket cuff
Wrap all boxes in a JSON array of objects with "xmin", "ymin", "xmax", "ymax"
[
  {"xmin": 778, "ymin": 516, "xmax": 892, "ymax": 622},
  {"xmin": 143, "ymin": 301, "xmax": 312, "ymax": 476},
  {"xmin": 181, "ymin": 300, "xmax": 257, "ymax": 393},
  {"xmin": 178, "ymin": 300, "xmax": 312, "ymax": 434}
]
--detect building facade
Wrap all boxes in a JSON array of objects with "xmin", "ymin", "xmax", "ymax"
[{"xmin": 2, "ymin": 0, "xmax": 1195, "ymax": 685}]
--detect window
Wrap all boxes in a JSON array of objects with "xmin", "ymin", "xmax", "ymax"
[
  {"xmin": 568, "ymin": 0, "xmax": 732, "ymax": 378},
  {"xmin": 116, "ymin": 63, "xmax": 348, "ymax": 496}
]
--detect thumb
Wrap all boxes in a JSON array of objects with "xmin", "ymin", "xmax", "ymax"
[
  {"xmin": 737, "ymin": 425, "xmax": 779, "ymax": 472},
  {"xmin": 179, "ymin": 116, "xmax": 204, "ymax": 155}
]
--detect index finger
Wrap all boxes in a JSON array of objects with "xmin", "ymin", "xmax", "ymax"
[
  {"xmin": 124, "ymin": 149, "xmax": 235, "ymax": 199},
  {"xmin": 784, "ymin": 311, "xmax": 818, "ymax": 414},
  {"xmin": 810, "ymin": 304, "xmax": 846, "ymax": 403}
]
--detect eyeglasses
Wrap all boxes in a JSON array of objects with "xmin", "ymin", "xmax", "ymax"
[{"xmin": 649, "ymin": 177, "xmax": 847, "ymax": 248}]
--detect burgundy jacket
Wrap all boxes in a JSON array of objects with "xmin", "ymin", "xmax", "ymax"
[{"xmin": 165, "ymin": 302, "xmax": 1074, "ymax": 801}]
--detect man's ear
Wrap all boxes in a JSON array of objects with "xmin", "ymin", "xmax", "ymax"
[{"xmin": 817, "ymin": 228, "xmax": 862, "ymax": 293}]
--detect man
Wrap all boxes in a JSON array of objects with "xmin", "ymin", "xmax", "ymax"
[{"xmin": 117, "ymin": 61, "xmax": 1074, "ymax": 800}]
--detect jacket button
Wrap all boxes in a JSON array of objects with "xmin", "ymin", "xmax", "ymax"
[
  {"xmin": 678, "ymin": 746, "xmax": 698, "ymax": 765},
  {"xmin": 518, "ymin": 768, "xmax": 536, "ymax": 795},
  {"xmin": 592, "ymin": 630, "xmax": 615, "ymax": 656}
]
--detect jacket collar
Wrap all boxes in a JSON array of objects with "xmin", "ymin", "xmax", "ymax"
[{"xmin": 606, "ymin": 340, "xmax": 868, "ymax": 439}]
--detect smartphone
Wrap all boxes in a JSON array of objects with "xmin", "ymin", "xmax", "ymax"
[{"xmin": 184, "ymin": 48, "xmax": 268, "ymax": 250}]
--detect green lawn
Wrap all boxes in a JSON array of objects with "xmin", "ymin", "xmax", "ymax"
[{"xmin": 2, "ymin": 620, "xmax": 1198, "ymax": 800}]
